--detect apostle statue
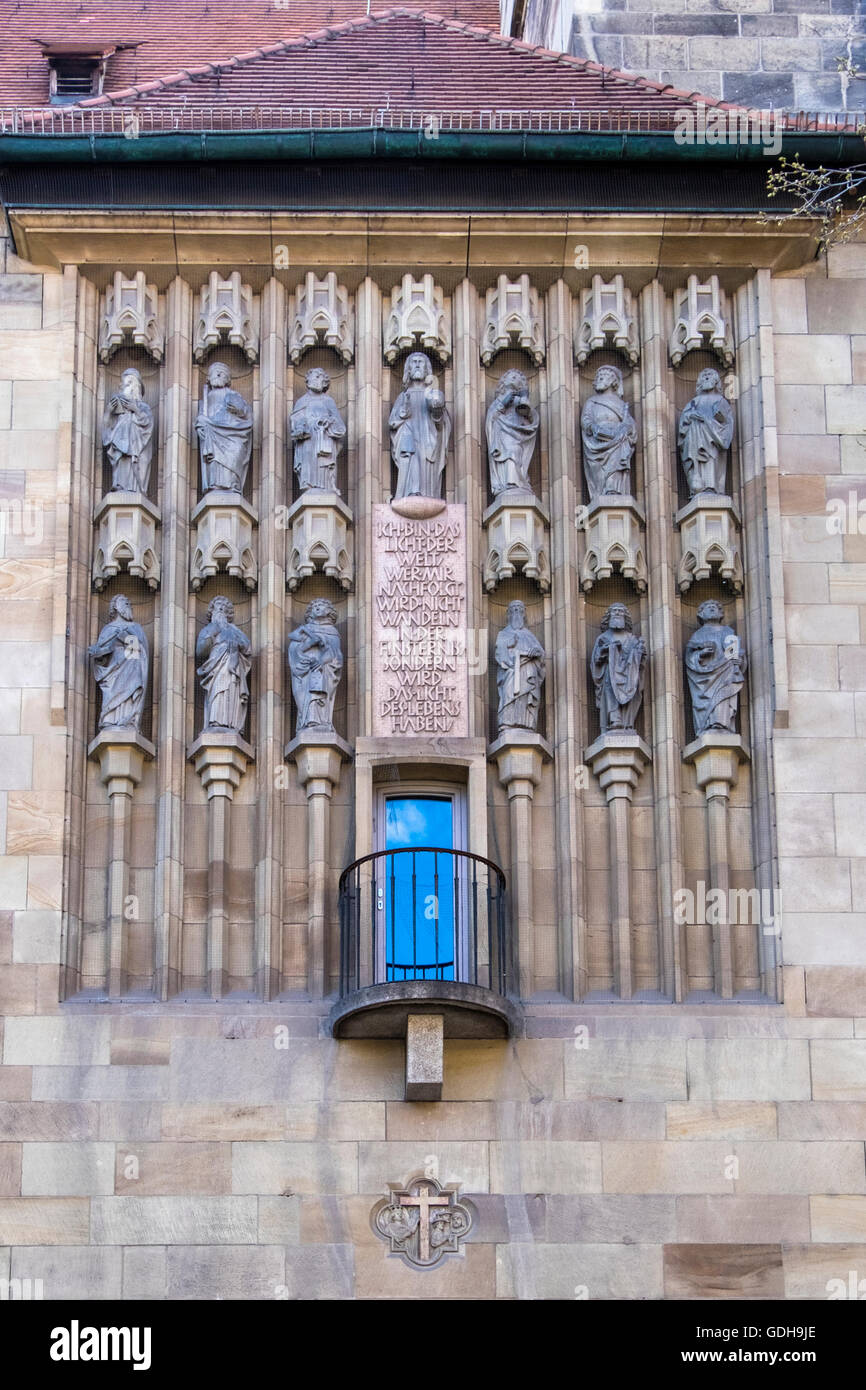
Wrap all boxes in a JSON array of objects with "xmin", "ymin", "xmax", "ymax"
[
  {"xmin": 591, "ymin": 602, "xmax": 646, "ymax": 733},
  {"xmin": 389, "ymin": 351, "xmax": 451, "ymax": 501},
  {"xmin": 486, "ymin": 368, "xmax": 539, "ymax": 496},
  {"xmin": 685, "ymin": 599, "xmax": 746, "ymax": 735},
  {"xmin": 195, "ymin": 361, "xmax": 253, "ymax": 494},
  {"xmin": 290, "ymin": 367, "xmax": 347, "ymax": 494},
  {"xmin": 195, "ymin": 595, "xmax": 252, "ymax": 733},
  {"xmin": 678, "ymin": 368, "xmax": 735, "ymax": 496},
  {"xmin": 287, "ymin": 597, "xmax": 343, "ymax": 735},
  {"xmin": 102, "ymin": 367, "xmax": 154, "ymax": 494},
  {"xmin": 88, "ymin": 593, "xmax": 149, "ymax": 733},
  {"xmin": 580, "ymin": 364, "xmax": 637, "ymax": 500},
  {"xmin": 495, "ymin": 599, "xmax": 546, "ymax": 732}
]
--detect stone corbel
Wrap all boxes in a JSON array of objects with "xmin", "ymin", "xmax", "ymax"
[
  {"xmin": 676, "ymin": 495, "xmax": 743, "ymax": 594},
  {"xmin": 669, "ymin": 274, "xmax": 735, "ymax": 367},
  {"xmin": 98, "ymin": 271, "xmax": 164, "ymax": 363},
  {"xmin": 190, "ymin": 492, "xmax": 258, "ymax": 592},
  {"xmin": 585, "ymin": 731, "xmax": 652, "ymax": 1000},
  {"xmin": 188, "ymin": 730, "xmax": 255, "ymax": 998},
  {"xmin": 93, "ymin": 492, "xmax": 161, "ymax": 592},
  {"xmin": 286, "ymin": 732, "xmax": 353, "ymax": 998},
  {"xmin": 193, "ymin": 271, "xmax": 259, "ymax": 363},
  {"xmin": 384, "ymin": 273, "xmax": 451, "ymax": 365},
  {"xmin": 575, "ymin": 275, "xmax": 639, "ymax": 366},
  {"xmin": 579, "ymin": 495, "xmax": 647, "ymax": 593},
  {"xmin": 88, "ymin": 729, "xmax": 155, "ymax": 999},
  {"xmin": 289, "ymin": 272, "xmax": 354, "ymax": 363},
  {"xmin": 488, "ymin": 729, "xmax": 552, "ymax": 999},
  {"xmin": 481, "ymin": 274, "xmax": 545, "ymax": 365},
  {"xmin": 285, "ymin": 492, "xmax": 353, "ymax": 592},
  {"xmin": 482, "ymin": 492, "xmax": 550, "ymax": 593},
  {"xmin": 683, "ymin": 732, "xmax": 750, "ymax": 1000}
]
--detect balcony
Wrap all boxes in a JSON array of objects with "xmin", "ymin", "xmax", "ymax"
[{"xmin": 329, "ymin": 847, "xmax": 520, "ymax": 1068}]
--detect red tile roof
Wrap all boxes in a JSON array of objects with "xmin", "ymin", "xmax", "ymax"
[
  {"xmin": 64, "ymin": 10, "xmax": 725, "ymax": 117},
  {"xmin": 0, "ymin": 0, "xmax": 500, "ymax": 105}
]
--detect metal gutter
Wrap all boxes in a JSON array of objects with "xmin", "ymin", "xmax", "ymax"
[{"xmin": 0, "ymin": 128, "xmax": 861, "ymax": 164}]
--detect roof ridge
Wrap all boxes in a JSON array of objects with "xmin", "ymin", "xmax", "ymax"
[{"xmin": 73, "ymin": 7, "xmax": 734, "ymax": 112}]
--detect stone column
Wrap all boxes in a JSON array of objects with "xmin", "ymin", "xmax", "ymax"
[
  {"xmin": 254, "ymin": 277, "xmax": 287, "ymax": 998},
  {"xmin": 89, "ymin": 730, "xmax": 155, "ymax": 1000},
  {"xmin": 188, "ymin": 731, "xmax": 254, "ymax": 999},
  {"xmin": 62, "ymin": 269, "xmax": 100, "ymax": 997},
  {"xmin": 546, "ymin": 279, "xmax": 585, "ymax": 999},
  {"xmin": 287, "ymin": 733, "xmax": 352, "ymax": 998},
  {"xmin": 735, "ymin": 270, "xmax": 784, "ymax": 1001},
  {"xmin": 488, "ymin": 730, "xmax": 551, "ymax": 999},
  {"xmin": 683, "ymin": 732, "xmax": 750, "ymax": 1000},
  {"xmin": 585, "ymin": 732, "xmax": 652, "ymax": 1001},
  {"xmin": 452, "ymin": 278, "xmax": 486, "ymax": 738},
  {"xmin": 354, "ymin": 277, "xmax": 384, "ymax": 750},
  {"xmin": 154, "ymin": 276, "xmax": 193, "ymax": 999},
  {"xmin": 640, "ymin": 280, "xmax": 687, "ymax": 1000}
]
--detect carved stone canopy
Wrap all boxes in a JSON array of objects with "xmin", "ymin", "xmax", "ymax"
[
  {"xmin": 93, "ymin": 492, "xmax": 161, "ymax": 593},
  {"xmin": 384, "ymin": 273, "xmax": 451, "ymax": 365},
  {"xmin": 290, "ymin": 271, "xmax": 354, "ymax": 364},
  {"xmin": 676, "ymin": 495, "xmax": 743, "ymax": 594},
  {"xmin": 193, "ymin": 271, "xmax": 259, "ymax": 363},
  {"xmin": 481, "ymin": 274, "xmax": 545, "ymax": 365},
  {"xmin": 669, "ymin": 274, "xmax": 735, "ymax": 367},
  {"xmin": 372, "ymin": 1173, "xmax": 473, "ymax": 1268},
  {"xmin": 99, "ymin": 271, "xmax": 164, "ymax": 363},
  {"xmin": 579, "ymin": 495, "xmax": 647, "ymax": 594},
  {"xmin": 575, "ymin": 275, "xmax": 639, "ymax": 366}
]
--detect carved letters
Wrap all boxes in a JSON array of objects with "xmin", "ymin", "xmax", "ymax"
[{"xmin": 372, "ymin": 504, "xmax": 468, "ymax": 737}]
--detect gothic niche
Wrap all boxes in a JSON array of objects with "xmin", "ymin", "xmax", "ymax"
[
  {"xmin": 578, "ymin": 361, "xmax": 646, "ymax": 594},
  {"xmin": 93, "ymin": 357, "xmax": 161, "ymax": 593},
  {"xmin": 286, "ymin": 364, "xmax": 353, "ymax": 593},
  {"xmin": 482, "ymin": 365, "xmax": 550, "ymax": 594},
  {"xmin": 495, "ymin": 598, "xmax": 546, "ymax": 734},
  {"xmin": 287, "ymin": 598, "xmax": 344, "ymax": 737},
  {"xmin": 372, "ymin": 1175, "xmax": 474, "ymax": 1269},
  {"xmin": 190, "ymin": 359, "xmax": 258, "ymax": 593},
  {"xmin": 676, "ymin": 365, "xmax": 743, "ymax": 595},
  {"xmin": 388, "ymin": 350, "xmax": 451, "ymax": 519}
]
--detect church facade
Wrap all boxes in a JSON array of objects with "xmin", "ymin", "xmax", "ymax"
[{"xmin": 0, "ymin": 2, "xmax": 864, "ymax": 1300}]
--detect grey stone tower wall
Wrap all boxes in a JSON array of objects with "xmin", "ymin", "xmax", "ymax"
[{"xmin": 504, "ymin": 0, "xmax": 866, "ymax": 111}]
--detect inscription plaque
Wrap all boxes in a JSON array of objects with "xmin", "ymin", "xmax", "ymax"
[{"xmin": 372, "ymin": 503, "xmax": 468, "ymax": 737}]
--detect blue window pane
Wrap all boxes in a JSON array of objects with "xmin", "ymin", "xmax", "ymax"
[{"xmin": 383, "ymin": 797, "xmax": 455, "ymax": 981}]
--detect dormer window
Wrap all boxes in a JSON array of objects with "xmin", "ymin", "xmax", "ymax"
[{"xmin": 39, "ymin": 42, "xmax": 118, "ymax": 105}]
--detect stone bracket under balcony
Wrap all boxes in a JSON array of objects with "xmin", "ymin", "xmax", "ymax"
[{"xmin": 329, "ymin": 980, "xmax": 521, "ymax": 1042}]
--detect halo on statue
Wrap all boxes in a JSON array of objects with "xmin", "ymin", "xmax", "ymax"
[{"xmin": 389, "ymin": 495, "xmax": 447, "ymax": 519}]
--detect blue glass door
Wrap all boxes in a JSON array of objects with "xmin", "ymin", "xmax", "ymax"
[{"xmin": 382, "ymin": 795, "xmax": 456, "ymax": 981}]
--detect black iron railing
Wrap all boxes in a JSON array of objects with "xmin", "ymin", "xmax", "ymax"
[{"xmin": 338, "ymin": 847, "xmax": 508, "ymax": 998}]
